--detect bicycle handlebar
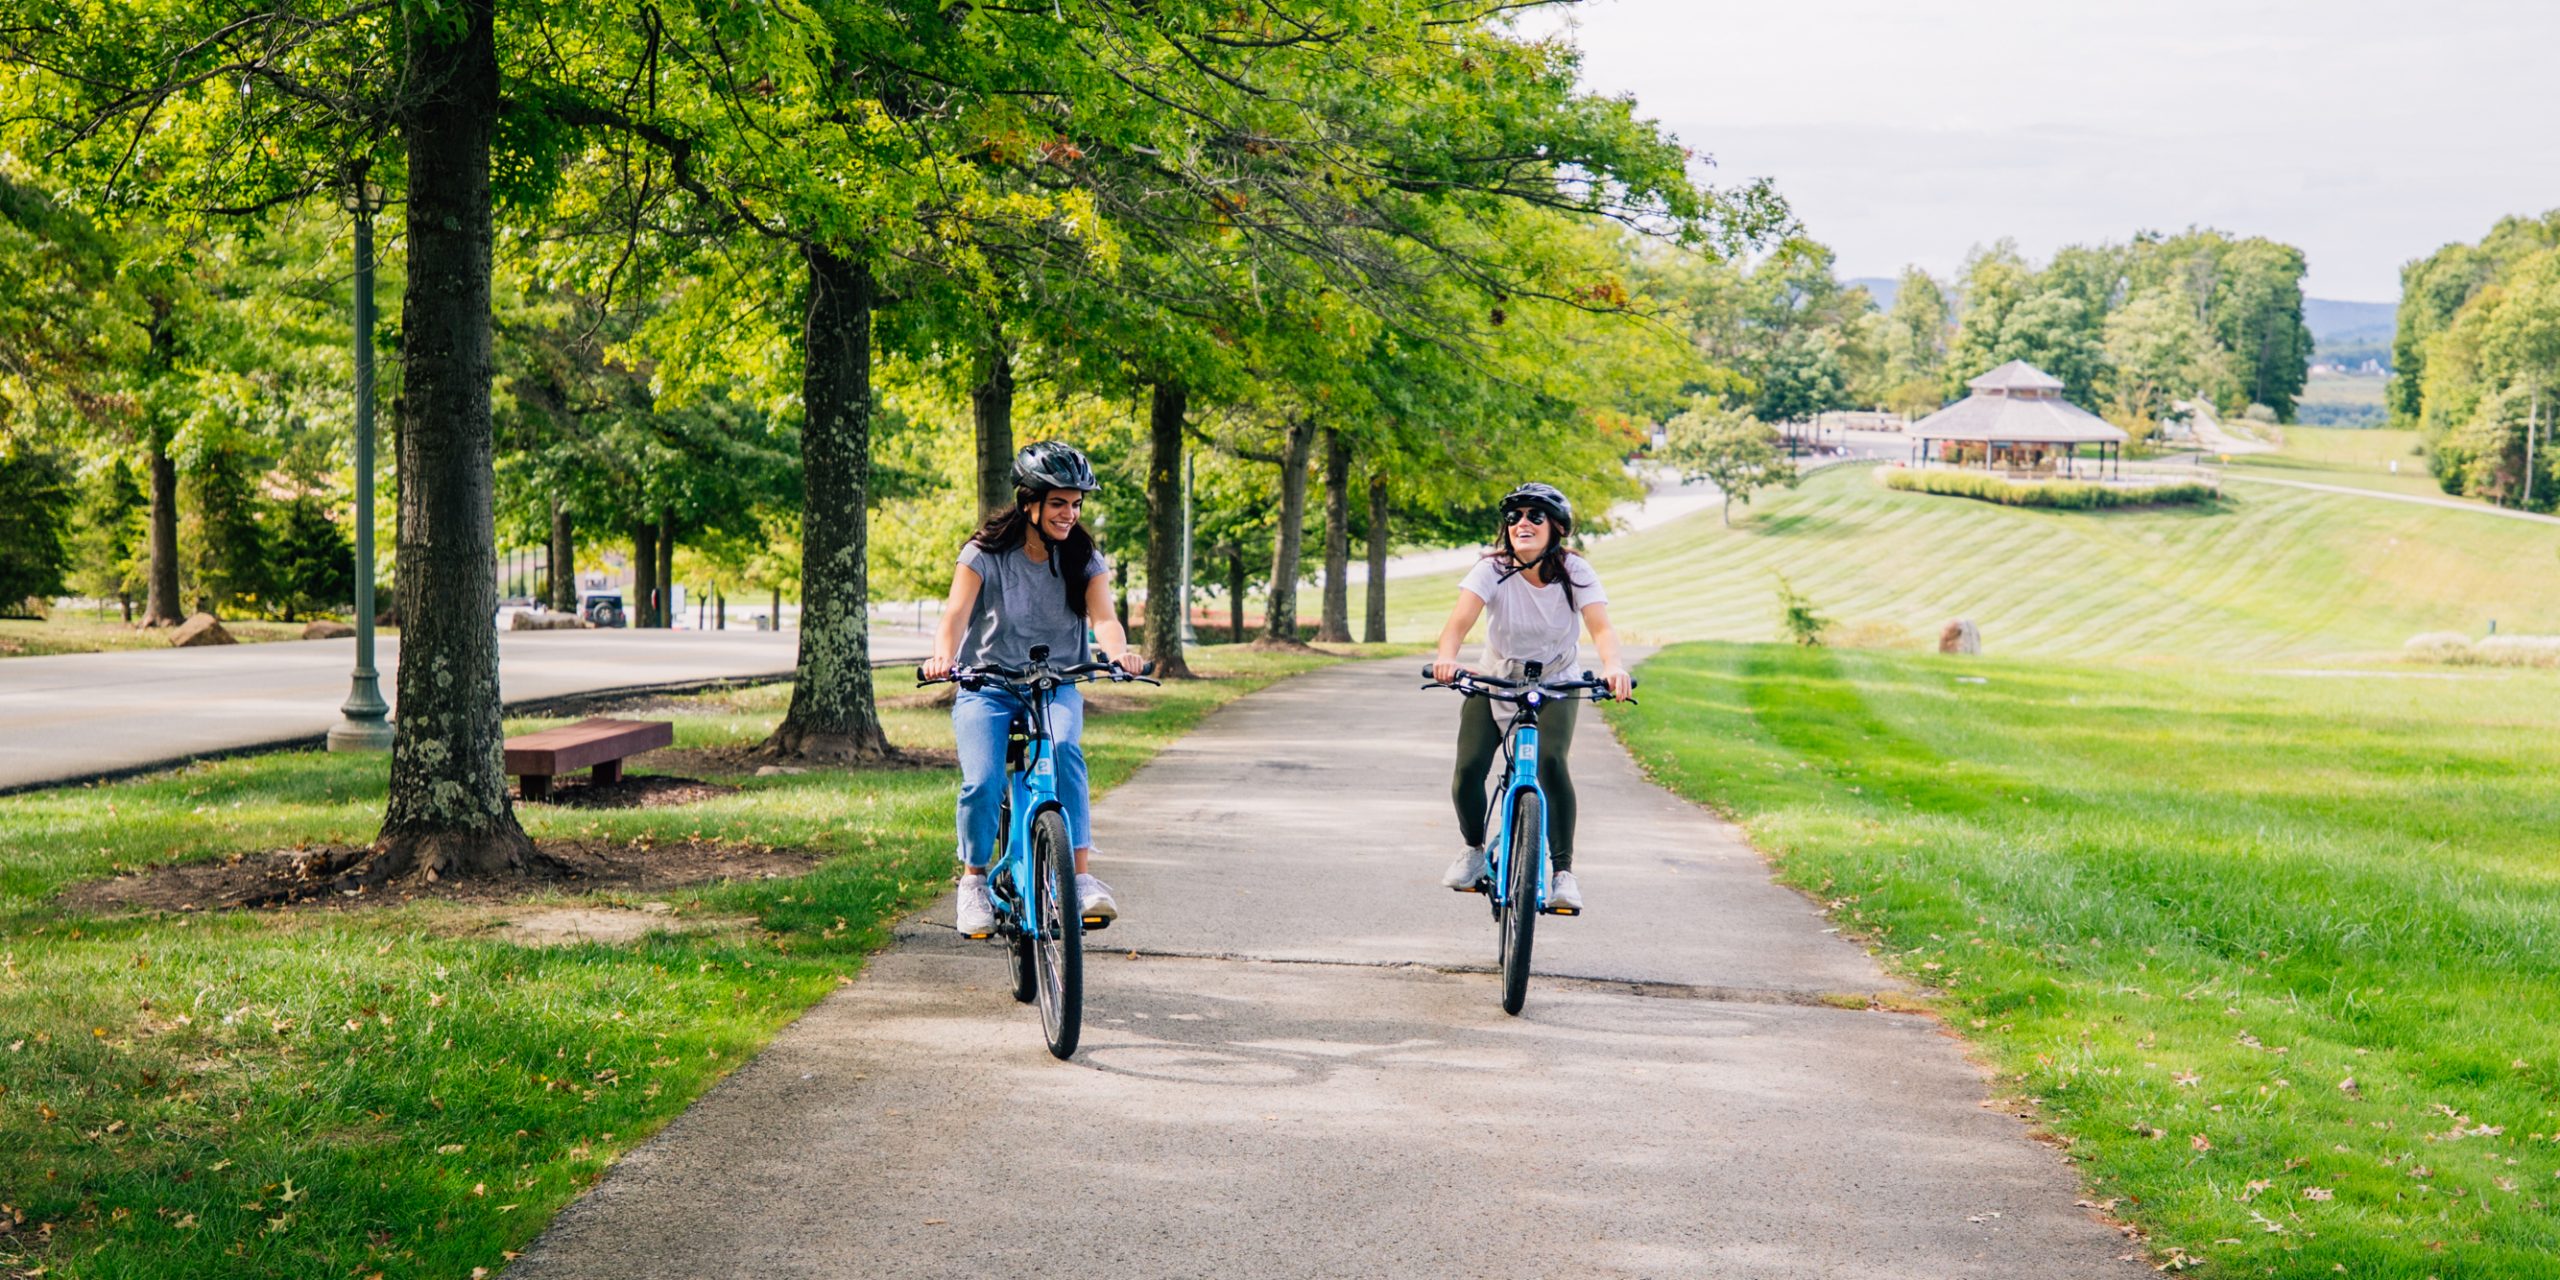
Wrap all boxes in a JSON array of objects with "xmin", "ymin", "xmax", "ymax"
[
  {"xmin": 917, "ymin": 651, "xmax": 1160, "ymax": 690},
  {"xmin": 1419, "ymin": 664, "xmax": 1636, "ymax": 704}
]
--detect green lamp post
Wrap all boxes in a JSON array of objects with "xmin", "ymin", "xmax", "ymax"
[{"xmin": 329, "ymin": 170, "xmax": 394, "ymax": 752}]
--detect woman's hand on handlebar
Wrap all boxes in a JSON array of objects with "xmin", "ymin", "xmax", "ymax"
[
  {"xmin": 1601, "ymin": 664, "xmax": 1633, "ymax": 701},
  {"xmin": 920, "ymin": 654, "xmax": 956, "ymax": 682},
  {"xmin": 1429, "ymin": 658, "xmax": 1468, "ymax": 686},
  {"xmin": 1112, "ymin": 648, "xmax": 1147, "ymax": 677}
]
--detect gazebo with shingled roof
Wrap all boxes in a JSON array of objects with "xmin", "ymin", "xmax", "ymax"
[{"xmin": 1908, "ymin": 360, "xmax": 2129, "ymax": 478}]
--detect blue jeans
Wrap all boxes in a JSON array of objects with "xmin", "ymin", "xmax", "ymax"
[{"xmin": 954, "ymin": 684, "xmax": 1089, "ymax": 871}]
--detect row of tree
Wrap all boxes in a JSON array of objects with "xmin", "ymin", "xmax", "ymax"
[
  {"xmin": 1625, "ymin": 230, "xmax": 2315, "ymax": 438},
  {"xmin": 0, "ymin": 1, "xmax": 1785, "ymax": 879},
  {"xmin": 2390, "ymin": 210, "xmax": 2560, "ymax": 509}
]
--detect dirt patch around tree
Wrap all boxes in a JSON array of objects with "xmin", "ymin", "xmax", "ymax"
[{"xmin": 61, "ymin": 838, "xmax": 825, "ymax": 916}]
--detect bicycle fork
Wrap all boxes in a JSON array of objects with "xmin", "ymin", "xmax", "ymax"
[{"xmin": 1487, "ymin": 720, "xmax": 1557, "ymax": 917}]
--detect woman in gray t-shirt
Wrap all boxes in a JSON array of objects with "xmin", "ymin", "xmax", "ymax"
[
  {"xmin": 1425, "ymin": 482, "xmax": 1631, "ymax": 912},
  {"xmin": 923, "ymin": 442, "xmax": 1147, "ymax": 937}
]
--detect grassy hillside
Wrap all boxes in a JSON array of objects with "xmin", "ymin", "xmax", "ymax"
[
  {"xmin": 1391, "ymin": 463, "xmax": 2560, "ymax": 661},
  {"xmin": 1615, "ymin": 643, "xmax": 2560, "ymax": 1276},
  {"xmin": 2220, "ymin": 425, "xmax": 2446, "ymax": 498}
]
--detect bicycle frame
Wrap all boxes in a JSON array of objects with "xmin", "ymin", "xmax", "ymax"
[
  {"xmin": 986, "ymin": 684, "xmax": 1069, "ymax": 938},
  {"xmin": 1483, "ymin": 699, "xmax": 1553, "ymax": 918}
]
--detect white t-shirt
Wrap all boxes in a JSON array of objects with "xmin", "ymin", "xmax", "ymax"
[{"xmin": 1458, "ymin": 553, "xmax": 1608, "ymax": 678}]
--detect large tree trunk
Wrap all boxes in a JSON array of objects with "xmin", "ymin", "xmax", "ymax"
[
  {"xmin": 973, "ymin": 338, "xmax": 1015, "ymax": 519},
  {"xmin": 630, "ymin": 520, "xmax": 658, "ymax": 628},
  {"xmin": 655, "ymin": 506, "xmax": 675, "ymax": 628},
  {"xmin": 374, "ymin": 0, "xmax": 533, "ymax": 878},
  {"xmin": 1317, "ymin": 427, "xmax": 1352, "ymax": 642},
  {"xmin": 142, "ymin": 438, "xmax": 182, "ymax": 626},
  {"xmin": 764, "ymin": 245, "xmax": 892, "ymax": 760},
  {"xmin": 548, "ymin": 500, "xmax": 575, "ymax": 612},
  {"xmin": 1143, "ymin": 382, "xmax": 1195, "ymax": 678},
  {"xmin": 1260, "ymin": 415, "xmax": 1316, "ymax": 645},
  {"xmin": 1364, "ymin": 472, "xmax": 1388, "ymax": 643}
]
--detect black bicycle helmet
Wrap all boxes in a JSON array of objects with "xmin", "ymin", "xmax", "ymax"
[
  {"xmin": 1499, "ymin": 481, "xmax": 1573, "ymax": 525},
  {"xmin": 1012, "ymin": 440, "xmax": 1101, "ymax": 494}
]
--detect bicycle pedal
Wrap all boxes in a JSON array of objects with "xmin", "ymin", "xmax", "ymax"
[
  {"xmin": 1542, "ymin": 906, "xmax": 1581, "ymax": 917},
  {"xmin": 961, "ymin": 928, "xmax": 995, "ymax": 940},
  {"xmin": 1080, "ymin": 915, "xmax": 1112, "ymax": 930}
]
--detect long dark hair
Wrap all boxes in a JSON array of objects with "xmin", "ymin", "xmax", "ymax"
[
  {"xmin": 969, "ymin": 487, "xmax": 1097, "ymax": 619},
  {"xmin": 1483, "ymin": 511, "xmax": 1594, "ymax": 609}
]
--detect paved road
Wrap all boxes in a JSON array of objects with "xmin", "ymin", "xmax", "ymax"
[
  {"xmin": 0, "ymin": 628, "xmax": 932, "ymax": 793},
  {"xmin": 511, "ymin": 658, "xmax": 2145, "ymax": 1279}
]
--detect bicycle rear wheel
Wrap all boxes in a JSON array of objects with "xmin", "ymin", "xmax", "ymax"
[
  {"xmin": 1030, "ymin": 808, "xmax": 1083, "ymax": 1058},
  {"xmin": 1498, "ymin": 790, "xmax": 1541, "ymax": 1015}
]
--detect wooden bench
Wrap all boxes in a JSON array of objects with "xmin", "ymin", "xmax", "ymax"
[{"xmin": 505, "ymin": 717, "xmax": 674, "ymax": 800}]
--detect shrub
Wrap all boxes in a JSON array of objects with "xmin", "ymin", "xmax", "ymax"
[
  {"xmin": 1881, "ymin": 468, "xmax": 2217, "ymax": 510},
  {"xmin": 2402, "ymin": 632, "xmax": 2560, "ymax": 668},
  {"xmin": 1774, "ymin": 574, "xmax": 1830, "ymax": 647}
]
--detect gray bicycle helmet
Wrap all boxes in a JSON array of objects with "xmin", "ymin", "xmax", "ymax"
[
  {"xmin": 1013, "ymin": 440, "xmax": 1101, "ymax": 494},
  {"xmin": 1500, "ymin": 481, "xmax": 1573, "ymax": 525}
]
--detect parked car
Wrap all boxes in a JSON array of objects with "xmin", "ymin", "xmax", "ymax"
[{"xmin": 580, "ymin": 593, "xmax": 627, "ymax": 628}]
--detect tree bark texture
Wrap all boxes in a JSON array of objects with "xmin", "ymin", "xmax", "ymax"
[
  {"xmin": 1317, "ymin": 427, "xmax": 1352, "ymax": 642},
  {"xmin": 765, "ymin": 246, "xmax": 892, "ymax": 760},
  {"xmin": 1225, "ymin": 547, "xmax": 1246, "ymax": 641},
  {"xmin": 376, "ymin": 0, "xmax": 533, "ymax": 877},
  {"xmin": 973, "ymin": 340, "xmax": 1015, "ymax": 519},
  {"xmin": 548, "ymin": 500, "xmax": 575, "ymax": 612},
  {"xmin": 1143, "ymin": 382, "xmax": 1195, "ymax": 678},
  {"xmin": 655, "ymin": 506, "xmax": 675, "ymax": 628},
  {"xmin": 143, "ymin": 441, "xmax": 182, "ymax": 626},
  {"xmin": 1364, "ymin": 472, "xmax": 1389, "ymax": 643},
  {"xmin": 1260, "ymin": 415, "xmax": 1316, "ymax": 644},
  {"xmin": 630, "ymin": 521, "xmax": 658, "ymax": 629}
]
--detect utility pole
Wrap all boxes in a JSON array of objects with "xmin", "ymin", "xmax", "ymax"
[{"xmin": 329, "ymin": 168, "xmax": 394, "ymax": 752}]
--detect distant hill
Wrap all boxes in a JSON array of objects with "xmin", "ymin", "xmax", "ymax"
[{"xmin": 2306, "ymin": 297, "xmax": 2396, "ymax": 370}]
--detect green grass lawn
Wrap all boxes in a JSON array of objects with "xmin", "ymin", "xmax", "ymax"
[
  {"xmin": 1615, "ymin": 642, "xmax": 2560, "ymax": 1276},
  {"xmin": 0, "ymin": 645, "xmax": 1358, "ymax": 1279},
  {"xmin": 2221, "ymin": 426, "xmax": 2453, "ymax": 501},
  {"xmin": 1387, "ymin": 464, "xmax": 2560, "ymax": 661},
  {"xmin": 0, "ymin": 617, "xmax": 317, "ymax": 658}
]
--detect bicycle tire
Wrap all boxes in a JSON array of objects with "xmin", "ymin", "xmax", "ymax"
[
  {"xmin": 1030, "ymin": 808, "xmax": 1083, "ymax": 1058},
  {"xmin": 1499, "ymin": 789, "xmax": 1541, "ymax": 1015}
]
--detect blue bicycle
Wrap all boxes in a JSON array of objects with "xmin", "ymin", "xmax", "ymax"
[
  {"xmin": 921, "ymin": 645, "xmax": 1155, "ymax": 1059},
  {"xmin": 1423, "ymin": 661, "xmax": 1632, "ymax": 1015}
]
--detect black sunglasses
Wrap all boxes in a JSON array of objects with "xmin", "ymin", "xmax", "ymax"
[{"xmin": 1502, "ymin": 508, "xmax": 1549, "ymax": 527}]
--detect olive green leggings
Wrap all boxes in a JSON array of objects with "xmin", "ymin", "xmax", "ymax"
[{"xmin": 1452, "ymin": 694, "xmax": 1579, "ymax": 870}]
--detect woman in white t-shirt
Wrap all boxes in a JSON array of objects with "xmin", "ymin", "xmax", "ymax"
[{"xmin": 1426, "ymin": 482, "xmax": 1631, "ymax": 912}]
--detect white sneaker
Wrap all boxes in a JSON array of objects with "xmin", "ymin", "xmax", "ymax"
[
  {"xmin": 1441, "ymin": 847, "xmax": 1488, "ymax": 891},
  {"xmin": 1548, "ymin": 870, "xmax": 1584, "ymax": 912},
  {"xmin": 1076, "ymin": 873, "xmax": 1118, "ymax": 922},
  {"xmin": 956, "ymin": 874, "xmax": 996, "ymax": 937}
]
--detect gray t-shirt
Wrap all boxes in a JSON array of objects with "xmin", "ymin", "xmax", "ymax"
[
  {"xmin": 957, "ymin": 540, "xmax": 1105, "ymax": 669},
  {"xmin": 1459, "ymin": 553, "xmax": 1607, "ymax": 677}
]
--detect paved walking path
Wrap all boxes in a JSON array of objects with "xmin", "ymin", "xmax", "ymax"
[
  {"xmin": 511, "ymin": 658, "xmax": 2145, "ymax": 1279},
  {"xmin": 0, "ymin": 628, "xmax": 931, "ymax": 793}
]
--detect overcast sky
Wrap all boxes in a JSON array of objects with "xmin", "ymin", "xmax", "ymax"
[{"xmin": 1535, "ymin": 0, "xmax": 2560, "ymax": 300}]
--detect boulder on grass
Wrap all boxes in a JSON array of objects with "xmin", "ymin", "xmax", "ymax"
[
  {"xmin": 1938, "ymin": 619, "xmax": 1980, "ymax": 655},
  {"xmin": 170, "ymin": 613, "xmax": 237, "ymax": 647},
  {"xmin": 509, "ymin": 608, "xmax": 586, "ymax": 631},
  {"xmin": 302, "ymin": 619, "xmax": 356, "ymax": 640}
]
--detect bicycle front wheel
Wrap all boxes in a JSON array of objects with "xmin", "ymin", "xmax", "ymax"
[
  {"xmin": 1499, "ymin": 789, "xmax": 1541, "ymax": 1015},
  {"xmin": 1030, "ymin": 808, "xmax": 1083, "ymax": 1058}
]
